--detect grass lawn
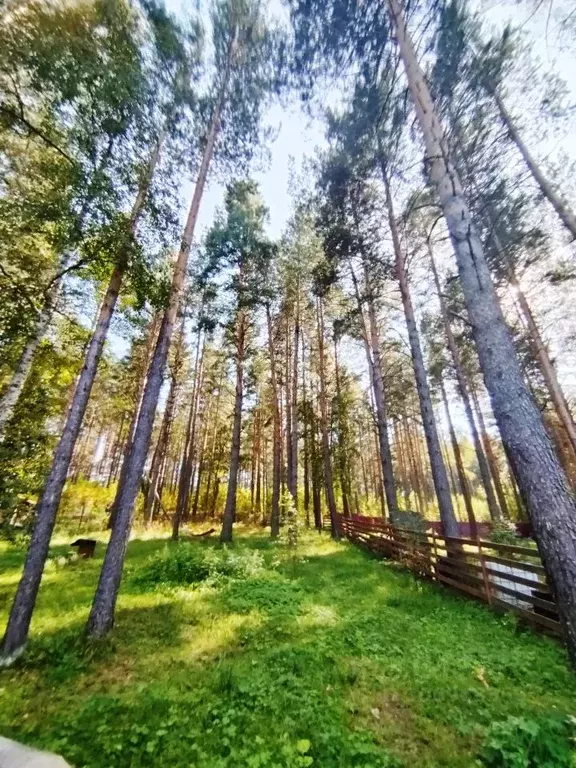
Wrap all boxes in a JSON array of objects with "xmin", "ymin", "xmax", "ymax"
[{"xmin": 1, "ymin": 527, "xmax": 575, "ymax": 767}]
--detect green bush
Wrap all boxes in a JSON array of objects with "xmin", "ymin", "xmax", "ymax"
[
  {"xmin": 479, "ymin": 715, "xmax": 575, "ymax": 767},
  {"xmin": 135, "ymin": 543, "xmax": 266, "ymax": 589},
  {"xmin": 489, "ymin": 520, "xmax": 522, "ymax": 547}
]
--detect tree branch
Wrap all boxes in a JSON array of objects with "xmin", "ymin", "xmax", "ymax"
[{"xmin": 0, "ymin": 103, "xmax": 76, "ymax": 166}]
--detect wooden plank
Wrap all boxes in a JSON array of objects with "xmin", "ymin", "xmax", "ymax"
[
  {"xmin": 436, "ymin": 562, "xmax": 487, "ymax": 590},
  {"xmin": 491, "ymin": 598, "xmax": 562, "ymax": 635},
  {"xmin": 484, "ymin": 565, "xmax": 544, "ymax": 591},
  {"xmin": 437, "ymin": 572, "xmax": 488, "ymax": 601},
  {"xmin": 474, "ymin": 539, "xmax": 540, "ymax": 558},
  {"xmin": 484, "ymin": 553, "xmax": 547, "ymax": 576},
  {"xmin": 489, "ymin": 581, "xmax": 558, "ymax": 613}
]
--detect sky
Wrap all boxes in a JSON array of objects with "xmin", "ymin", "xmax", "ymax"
[
  {"xmin": 105, "ymin": 0, "xmax": 576, "ymax": 434},
  {"xmin": 161, "ymin": 0, "xmax": 576, "ymax": 246}
]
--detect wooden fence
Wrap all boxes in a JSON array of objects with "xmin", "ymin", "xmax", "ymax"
[{"xmin": 337, "ymin": 515, "xmax": 562, "ymax": 639}]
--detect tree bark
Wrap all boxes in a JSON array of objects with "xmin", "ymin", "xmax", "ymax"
[
  {"xmin": 289, "ymin": 290, "xmax": 300, "ymax": 504},
  {"xmin": 469, "ymin": 383, "xmax": 510, "ymax": 520},
  {"xmin": 173, "ymin": 328, "xmax": 205, "ymax": 538},
  {"xmin": 0, "ymin": 276, "xmax": 63, "ymax": 441},
  {"xmin": 428, "ymin": 242, "xmax": 501, "ymax": 521},
  {"xmin": 266, "ymin": 305, "xmax": 282, "ymax": 537},
  {"xmin": 302, "ymin": 336, "xmax": 311, "ymax": 526},
  {"xmin": 380, "ymin": 165, "xmax": 458, "ymax": 536},
  {"xmin": 316, "ymin": 296, "xmax": 339, "ymax": 538},
  {"xmin": 333, "ymin": 336, "xmax": 351, "ymax": 517},
  {"xmin": 0, "ymin": 132, "xmax": 163, "ymax": 661},
  {"xmin": 85, "ymin": 44, "xmax": 233, "ymax": 638},
  {"xmin": 491, "ymin": 88, "xmax": 576, "ymax": 241},
  {"xmin": 388, "ymin": 0, "xmax": 576, "ymax": 663},
  {"xmin": 144, "ymin": 328, "xmax": 183, "ymax": 527},
  {"xmin": 220, "ymin": 310, "xmax": 246, "ymax": 543},
  {"xmin": 439, "ymin": 378, "xmax": 477, "ymax": 536}
]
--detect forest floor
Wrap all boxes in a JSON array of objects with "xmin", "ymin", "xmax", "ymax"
[{"xmin": 1, "ymin": 527, "xmax": 575, "ymax": 768}]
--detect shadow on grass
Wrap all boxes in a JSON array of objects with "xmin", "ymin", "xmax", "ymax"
[{"xmin": 2, "ymin": 533, "xmax": 576, "ymax": 768}]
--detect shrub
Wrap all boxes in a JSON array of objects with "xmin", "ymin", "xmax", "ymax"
[
  {"xmin": 135, "ymin": 544, "xmax": 210, "ymax": 588},
  {"xmin": 478, "ymin": 715, "xmax": 575, "ymax": 767},
  {"xmin": 135, "ymin": 543, "xmax": 266, "ymax": 589},
  {"xmin": 489, "ymin": 520, "xmax": 521, "ymax": 547}
]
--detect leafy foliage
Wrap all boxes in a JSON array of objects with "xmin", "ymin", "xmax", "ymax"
[
  {"xmin": 478, "ymin": 715, "xmax": 575, "ymax": 767},
  {"xmin": 2, "ymin": 530, "xmax": 575, "ymax": 766},
  {"xmin": 134, "ymin": 541, "xmax": 266, "ymax": 588}
]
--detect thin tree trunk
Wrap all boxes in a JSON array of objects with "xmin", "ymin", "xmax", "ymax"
[
  {"xmin": 0, "ymin": 277, "xmax": 63, "ymax": 440},
  {"xmin": 469, "ymin": 383, "xmax": 510, "ymax": 521},
  {"xmin": 108, "ymin": 312, "xmax": 162, "ymax": 529},
  {"xmin": 0, "ymin": 132, "xmax": 164, "ymax": 660},
  {"xmin": 380, "ymin": 165, "xmax": 458, "ymax": 535},
  {"xmin": 220, "ymin": 311, "xmax": 246, "ymax": 543},
  {"xmin": 388, "ymin": 0, "xmax": 576, "ymax": 662},
  {"xmin": 289, "ymin": 290, "xmax": 300, "ymax": 504},
  {"xmin": 491, "ymin": 88, "xmax": 576, "ymax": 241},
  {"xmin": 302, "ymin": 336, "xmax": 311, "ymax": 526},
  {"xmin": 173, "ymin": 328, "xmax": 205, "ymax": 538},
  {"xmin": 316, "ymin": 296, "xmax": 339, "ymax": 538},
  {"xmin": 266, "ymin": 305, "xmax": 282, "ymax": 537},
  {"xmin": 428, "ymin": 242, "xmax": 501, "ymax": 521},
  {"xmin": 440, "ymin": 378, "xmax": 477, "ymax": 536},
  {"xmin": 145, "ymin": 364, "xmax": 181, "ymax": 527},
  {"xmin": 333, "ymin": 336, "xmax": 351, "ymax": 517},
  {"xmin": 350, "ymin": 261, "xmax": 398, "ymax": 519},
  {"xmin": 86, "ymin": 44, "xmax": 234, "ymax": 638}
]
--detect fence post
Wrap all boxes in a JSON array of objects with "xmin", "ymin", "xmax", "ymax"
[
  {"xmin": 431, "ymin": 531, "xmax": 439, "ymax": 581},
  {"xmin": 477, "ymin": 537, "xmax": 492, "ymax": 606}
]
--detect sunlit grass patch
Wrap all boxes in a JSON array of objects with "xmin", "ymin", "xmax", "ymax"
[{"xmin": 1, "ymin": 526, "xmax": 576, "ymax": 767}]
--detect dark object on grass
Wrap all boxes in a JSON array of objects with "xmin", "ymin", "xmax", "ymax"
[
  {"xmin": 71, "ymin": 539, "xmax": 97, "ymax": 558},
  {"xmin": 189, "ymin": 528, "xmax": 216, "ymax": 538}
]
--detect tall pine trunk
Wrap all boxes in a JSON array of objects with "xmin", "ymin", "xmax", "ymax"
[
  {"xmin": 428, "ymin": 242, "xmax": 501, "ymax": 521},
  {"xmin": 439, "ymin": 378, "xmax": 477, "ymax": 536},
  {"xmin": 316, "ymin": 296, "xmax": 339, "ymax": 538},
  {"xmin": 491, "ymin": 88, "xmax": 576, "ymax": 241},
  {"xmin": 266, "ymin": 305, "xmax": 282, "ymax": 537},
  {"xmin": 173, "ymin": 328, "xmax": 205, "ymax": 539},
  {"xmin": 86, "ymin": 46, "xmax": 233, "ymax": 638},
  {"xmin": 389, "ymin": 0, "xmax": 576, "ymax": 662},
  {"xmin": 145, "ymin": 350, "xmax": 181, "ymax": 527},
  {"xmin": 220, "ymin": 311, "xmax": 246, "ymax": 543},
  {"xmin": 380, "ymin": 165, "xmax": 458, "ymax": 536},
  {"xmin": 0, "ymin": 135, "xmax": 163, "ymax": 662}
]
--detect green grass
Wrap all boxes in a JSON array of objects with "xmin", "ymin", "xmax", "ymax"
[{"xmin": 1, "ymin": 528, "xmax": 575, "ymax": 767}]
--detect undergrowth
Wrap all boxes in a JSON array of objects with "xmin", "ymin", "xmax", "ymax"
[{"xmin": 1, "ymin": 529, "xmax": 575, "ymax": 767}]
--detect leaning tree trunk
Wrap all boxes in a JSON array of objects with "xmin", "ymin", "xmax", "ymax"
[
  {"xmin": 491, "ymin": 88, "xmax": 576, "ymax": 242},
  {"xmin": 380, "ymin": 166, "xmax": 458, "ymax": 537},
  {"xmin": 0, "ymin": 274, "xmax": 63, "ymax": 441},
  {"xmin": 220, "ymin": 311, "xmax": 246, "ymax": 543},
  {"xmin": 388, "ymin": 0, "xmax": 576, "ymax": 664},
  {"xmin": 458, "ymin": 143, "xmax": 576, "ymax": 461},
  {"xmin": 266, "ymin": 305, "xmax": 282, "ymax": 538},
  {"xmin": 289, "ymin": 290, "xmax": 300, "ymax": 505},
  {"xmin": 333, "ymin": 337, "xmax": 351, "ymax": 517},
  {"xmin": 316, "ymin": 296, "xmax": 339, "ymax": 538},
  {"xmin": 349, "ymin": 259, "xmax": 398, "ymax": 519},
  {"xmin": 439, "ymin": 378, "xmax": 477, "ymax": 537},
  {"xmin": 428, "ymin": 243, "xmax": 501, "ymax": 521},
  {"xmin": 469, "ymin": 382, "xmax": 510, "ymax": 520},
  {"xmin": 0, "ymin": 135, "xmax": 163, "ymax": 663},
  {"xmin": 173, "ymin": 328, "xmax": 205, "ymax": 539},
  {"xmin": 364, "ymin": 268, "xmax": 399, "ymax": 519},
  {"xmin": 85, "ymin": 48, "xmax": 233, "ymax": 638}
]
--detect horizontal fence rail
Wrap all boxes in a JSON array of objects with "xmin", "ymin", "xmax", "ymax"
[{"xmin": 337, "ymin": 515, "xmax": 562, "ymax": 639}]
